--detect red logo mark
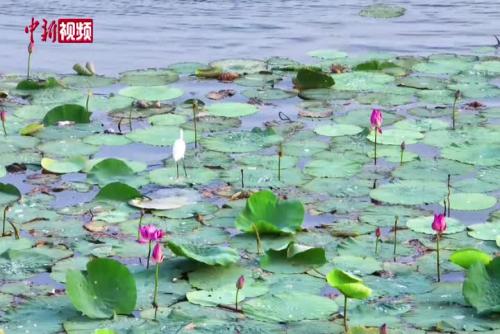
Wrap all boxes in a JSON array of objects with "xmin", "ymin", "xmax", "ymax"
[{"xmin": 58, "ymin": 18, "xmax": 93, "ymax": 43}]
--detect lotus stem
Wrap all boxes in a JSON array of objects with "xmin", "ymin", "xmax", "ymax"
[
  {"xmin": 393, "ymin": 216, "xmax": 399, "ymax": 258},
  {"xmin": 153, "ymin": 263, "xmax": 160, "ymax": 320},
  {"xmin": 452, "ymin": 91, "xmax": 459, "ymax": 130},
  {"xmin": 343, "ymin": 295, "xmax": 348, "ymax": 332},
  {"xmin": 436, "ymin": 233, "xmax": 441, "ymax": 282},
  {"xmin": 1, "ymin": 121, "xmax": 6, "ymax": 136},
  {"xmin": 9, "ymin": 221, "xmax": 19, "ymax": 240},
  {"xmin": 128, "ymin": 108, "xmax": 133, "ymax": 132},
  {"xmin": 27, "ymin": 52, "xmax": 32, "ymax": 80},
  {"xmin": 193, "ymin": 101, "xmax": 198, "ymax": 149},
  {"xmin": 252, "ymin": 223, "xmax": 262, "ymax": 255},
  {"xmin": 1, "ymin": 205, "xmax": 7, "ymax": 236},
  {"xmin": 443, "ymin": 199, "xmax": 447, "ymax": 216},
  {"xmin": 137, "ymin": 209, "xmax": 145, "ymax": 240},
  {"xmin": 240, "ymin": 168, "xmax": 244, "ymax": 188},
  {"xmin": 182, "ymin": 160, "xmax": 187, "ymax": 178},
  {"xmin": 447, "ymin": 174, "xmax": 451, "ymax": 217},
  {"xmin": 147, "ymin": 240, "xmax": 152, "ymax": 270},
  {"xmin": 373, "ymin": 130, "xmax": 378, "ymax": 165},
  {"xmin": 375, "ymin": 238, "xmax": 379, "ymax": 255},
  {"xmin": 235, "ymin": 287, "xmax": 240, "ymax": 311},
  {"xmin": 278, "ymin": 143, "xmax": 283, "ymax": 181},
  {"xmin": 85, "ymin": 90, "xmax": 91, "ymax": 113}
]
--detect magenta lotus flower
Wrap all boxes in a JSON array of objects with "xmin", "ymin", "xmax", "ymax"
[
  {"xmin": 370, "ymin": 109, "xmax": 383, "ymax": 134},
  {"xmin": 153, "ymin": 229, "xmax": 166, "ymax": 241},
  {"xmin": 375, "ymin": 227, "xmax": 381, "ymax": 254},
  {"xmin": 375, "ymin": 227, "xmax": 381, "ymax": 238},
  {"xmin": 152, "ymin": 242, "xmax": 165, "ymax": 264},
  {"xmin": 432, "ymin": 214, "xmax": 447, "ymax": 234},
  {"xmin": 139, "ymin": 224, "xmax": 158, "ymax": 243}
]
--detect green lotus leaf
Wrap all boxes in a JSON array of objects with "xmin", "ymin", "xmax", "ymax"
[
  {"xmin": 66, "ymin": 258, "xmax": 137, "ymax": 319},
  {"xmin": 326, "ymin": 269, "xmax": 372, "ymax": 300},
  {"xmin": 242, "ymin": 88, "xmax": 296, "ymax": 100},
  {"xmin": 16, "ymin": 77, "xmax": 60, "ymax": 90},
  {"xmin": 450, "ymin": 248, "xmax": 493, "ymax": 269},
  {"xmin": 307, "ymin": 49, "xmax": 347, "ymax": 60},
  {"xmin": 333, "ymin": 72, "xmax": 394, "ymax": 91},
  {"xmin": 41, "ymin": 156, "xmax": 86, "ymax": 174},
  {"xmin": 94, "ymin": 182, "xmax": 141, "ymax": 202},
  {"xmin": 359, "ymin": 4, "xmax": 406, "ymax": 18},
  {"xmin": 236, "ymin": 190, "xmax": 304, "ymax": 235},
  {"xmin": 444, "ymin": 193, "xmax": 497, "ymax": 211},
  {"xmin": 87, "ymin": 158, "xmax": 145, "ymax": 186},
  {"xmin": 442, "ymin": 144, "xmax": 500, "ymax": 167},
  {"xmin": 406, "ymin": 215, "xmax": 465, "ymax": 235},
  {"xmin": 42, "ymin": 104, "xmax": 91, "ymax": 126},
  {"xmin": 467, "ymin": 222, "xmax": 500, "ymax": 241},
  {"xmin": 206, "ymin": 102, "xmax": 258, "ymax": 117},
  {"xmin": 20, "ymin": 123, "xmax": 44, "ymax": 136},
  {"xmin": 293, "ymin": 68, "xmax": 335, "ymax": 91},
  {"xmin": 118, "ymin": 86, "xmax": 183, "ymax": 101},
  {"xmin": 463, "ymin": 257, "xmax": 500, "ymax": 314},
  {"xmin": 167, "ymin": 240, "xmax": 239, "ymax": 266},
  {"xmin": 209, "ymin": 58, "xmax": 267, "ymax": 74},
  {"xmin": 353, "ymin": 60, "xmax": 398, "ymax": 71},
  {"xmin": 314, "ymin": 124, "xmax": 363, "ymax": 137},
  {"xmin": 370, "ymin": 180, "xmax": 447, "ymax": 205},
  {"xmin": 201, "ymin": 128, "xmax": 282, "ymax": 153},
  {"xmin": 260, "ymin": 241, "xmax": 327, "ymax": 273},
  {"xmin": 366, "ymin": 129, "xmax": 423, "ymax": 145},
  {"xmin": 119, "ymin": 68, "xmax": 179, "ymax": 86},
  {"xmin": 0, "ymin": 183, "xmax": 21, "ymax": 206},
  {"xmin": 242, "ymin": 292, "xmax": 338, "ymax": 322},
  {"xmin": 126, "ymin": 126, "xmax": 194, "ymax": 146}
]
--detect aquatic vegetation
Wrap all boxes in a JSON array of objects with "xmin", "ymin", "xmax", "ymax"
[
  {"xmin": 66, "ymin": 258, "xmax": 137, "ymax": 319},
  {"xmin": 326, "ymin": 269, "xmax": 372, "ymax": 332},
  {"xmin": 0, "ymin": 110, "xmax": 7, "ymax": 136},
  {"xmin": 370, "ymin": 109, "xmax": 383, "ymax": 165},
  {"xmin": 0, "ymin": 48, "xmax": 499, "ymax": 332},
  {"xmin": 432, "ymin": 213, "xmax": 447, "ymax": 282},
  {"xmin": 235, "ymin": 275, "xmax": 245, "ymax": 311}
]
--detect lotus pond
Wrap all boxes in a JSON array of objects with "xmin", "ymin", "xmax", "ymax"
[{"xmin": 1, "ymin": 37, "xmax": 500, "ymax": 333}]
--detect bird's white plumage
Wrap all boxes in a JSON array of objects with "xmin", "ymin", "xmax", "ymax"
[{"xmin": 173, "ymin": 129, "xmax": 186, "ymax": 162}]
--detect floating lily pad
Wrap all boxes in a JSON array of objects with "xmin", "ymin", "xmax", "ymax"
[
  {"xmin": 366, "ymin": 129, "xmax": 423, "ymax": 145},
  {"xmin": 126, "ymin": 126, "xmax": 194, "ymax": 146},
  {"xmin": 119, "ymin": 68, "xmax": 179, "ymax": 86},
  {"xmin": 41, "ymin": 156, "xmax": 86, "ymax": 174},
  {"xmin": 370, "ymin": 180, "xmax": 447, "ymax": 205},
  {"xmin": 209, "ymin": 58, "xmax": 267, "ymax": 74},
  {"xmin": 293, "ymin": 68, "xmax": 335, "ymax": 90},
  {"xmin": 42, "ymin": 104, "xmax": 91, "ymax": 126},
  {"xmin": 242, "ymin": 292, "xmax": 338, "ymax": 322},
  {"xmin": 406, "ymin": 216, "xmax": 465, "ymax": 234},
  {"xmin": 444, "ymin": 193, "xmax": 497, "ymax": 211},
  {"xmin": 95, "ymin": 182, "xmax": 141, "ymax": 202},
  {"xmin": 119, "ymin": 86, "xmax": 183, "ymax": 101},
  {"xmin": 201, "ymin": 128, "xmax": 282, "ymax": 153},
  {"xmin": 242, "ymin": 88, "xmax": 296, "ymax": 100},
  {"xmin": 206, "ymin": 102, "xmax": 258, "ymax": 117},
  {"xmin": 167, "ymin": 241, "xmax": 239, "ymax": 266},
  {"xmin": 450, "ymin": 248, "xmax": 493, "ymax": 269},
  {"xmin": 467, "ymin": 222, "xmax": 500, "ymax": 241},
  {"xmin": 314, "ymin": 124, "xmax": 363, "ymax": 137},
  {"xmin": 359, "ymin": 4, "xmax": 406, "ymax": 19}
]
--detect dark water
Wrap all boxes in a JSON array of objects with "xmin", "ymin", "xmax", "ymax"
[{"xmin": 1, "ymin": 0, "xmax": 500, "ymax": 74}]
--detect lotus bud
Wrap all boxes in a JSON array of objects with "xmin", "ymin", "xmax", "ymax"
[
  {"xmin": 0, "ymin": 111, "xmax": 6, "ymax": 123},
  {"xmin": 85, "ymin": 61, "xmax": 96, "ymax": 75},
  {"xmin": 380, "ymin": 323, "xmax": 388, "ymax": 334},
  {"xmin": 152, "ymin": 242, "xmax": 164, "ymax": 264},
  {"xmin": 236, "ymin": 275, "xmax": 245, "ymax": 290},
  {"xmin": 370, "ymin": 109, "xmax": 383, "ymax": 133},
  {"xmin": 432, "ymin": 214, "xmax": 447, "ymax": 234},
  {"xmin": 375, "ymin": 227, "xmax": 381, "ymax": 238}
]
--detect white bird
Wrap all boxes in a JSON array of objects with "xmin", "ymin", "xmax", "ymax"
[{"xmin": 173, "ymin": 129, "xmax": 187, "ymax": 178}]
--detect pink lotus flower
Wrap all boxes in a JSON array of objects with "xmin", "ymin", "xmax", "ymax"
[
  {"xmin": 380, "ymin": 323, "xmax": 388, "ymax": 334},
  {"xmin": 0, "ymin": 111, "xmax": 6, "ymax": 123},
  {"xmin": 432, "ymin": 214, "xmax": 447, "ymax": 234},
  {"xmin": 152, "ymin": 242, "xmax": 164, "ymax": 263},
  {"xmin": 370, "ymin": 109, "xmax": 383, "ymax": 134},
  {"xmin": 138, "ymin": 224, "xmax": 158, "ymax": 243},
  {"xmin": 153, "ymin": 229, "xmax": 166, "ymax": 241},
  {"xmin": 236, "ymin": 275, "xmax": 245, "ymax": 290},
  {"xmin": 375, "ymin": 227, "xmax": 381, "ymax": 238}
]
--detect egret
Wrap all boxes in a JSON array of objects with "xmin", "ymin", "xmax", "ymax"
[{"xmin": 173, "ymin": 129, "xmax": 187, "ymax": 178}]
